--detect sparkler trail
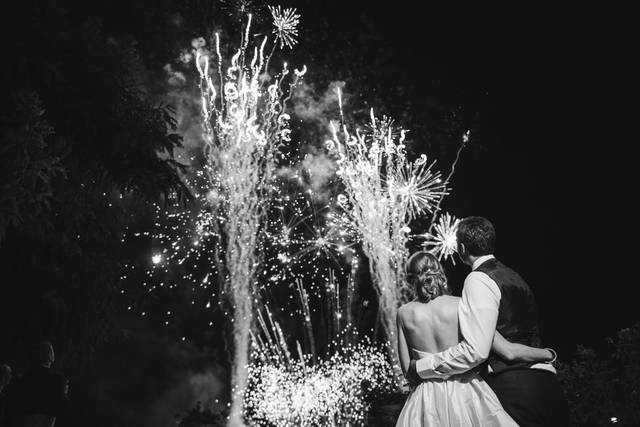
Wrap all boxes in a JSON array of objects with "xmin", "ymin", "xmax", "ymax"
[
  {"xmin": 119, "ymin": 5, "xmax": 471, "ymax": 423},
  {"xmin": 325, "ymin": 89, "xmax": 449, "ymax": 382},
  {"xmin": 426, "ymin": 129, "xmax": 470, "ymax": 234},
  {"xmin": 192, "ymin": 10, "xmax": 305, "ymax": 425},
  {"xmin": 248, "ymin": 266, "xmax": 394, "ymax": 426},
  {"xmin": 261, "ymin": 175, "xmax": 355, "ymax": 285}
]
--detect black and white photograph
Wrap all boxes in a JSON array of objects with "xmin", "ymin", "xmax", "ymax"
[{"xmin": 0, "ymin": 1, "xmax": 636, "ymax": 426}]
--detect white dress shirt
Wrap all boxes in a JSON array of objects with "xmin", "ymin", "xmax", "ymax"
[
  {"xmin": 416, "ymin": 255, "xmax": 499, "ymax": 379},
  {"xmin": 415, "ymin": 255, "xmax": 555, "ymax": 379}
]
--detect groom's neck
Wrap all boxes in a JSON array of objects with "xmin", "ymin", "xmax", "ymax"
[
  {"xmin": 467, "ymin": 254, "xmax": 494, "ymax": 269},
  {"xmin": 465, "ymin": 255, "xmax": 479, "ymax": 268}
]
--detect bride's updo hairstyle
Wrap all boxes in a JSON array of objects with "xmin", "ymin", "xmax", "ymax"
[{"xmin": 406, "ymin": 251, "xmax": 449, "ymax": 303}]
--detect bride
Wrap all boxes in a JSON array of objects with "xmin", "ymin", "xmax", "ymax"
[{"xmin": 395, "ymin": 252, "xmax": 553, "ymax": 426}]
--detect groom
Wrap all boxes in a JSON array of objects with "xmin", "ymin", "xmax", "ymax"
[{"xmin": 408, "ymin": 216, "xmax": 569, "ymax": 426}]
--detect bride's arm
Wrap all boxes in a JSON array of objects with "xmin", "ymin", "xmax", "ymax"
[
  {"xmin": 396, "ymin": 311, "xmax": 410, "ymax": 376},
  {"xmin": 492, "ymin": 331, "xmax": 555, "ymax": 363}
]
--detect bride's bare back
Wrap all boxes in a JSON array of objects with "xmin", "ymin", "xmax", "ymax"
[
  {"xmin": 398, "ymin": 295, "xmax": 461, "ymax": 354},
  {"xmin": 395, "ymin": 294, "xmax": 520, "ymax": 427}
]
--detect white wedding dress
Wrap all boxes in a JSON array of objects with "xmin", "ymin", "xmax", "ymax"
[{"xmin": 395, "ymin": 349, "xmax": 517, "ymax": 427}]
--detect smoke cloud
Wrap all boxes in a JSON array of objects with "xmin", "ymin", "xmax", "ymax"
[
  {"xmin": 69, "ymin": 323, "xmax": 226, "ymax": 427},
  {"xmin": 292, "ymin": 80, "xmax": 347, "ymax": 142},
  {"xmin": 162, "ymin": 62, "xmax": 206, "ymax": 170},
  {"xmin": 300, "ymin": 147, "xmax": 336, "ymax": 195},
  {"xmin": 278, "ymin": 80, "xmax": 355, "ymax": 202}
]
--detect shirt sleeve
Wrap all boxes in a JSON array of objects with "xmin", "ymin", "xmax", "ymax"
[{"xmin": 415, "ymin": 271, "xmax": 501, "ymax": 379}]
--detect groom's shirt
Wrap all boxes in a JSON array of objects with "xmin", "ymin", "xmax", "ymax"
[
  {"xmin": 415, "ymin": 255, "xmax": 555, "ymax": 379},
  {"xmin": 415, "ymin": 255, "xmax": 500, "ymax": 379}
]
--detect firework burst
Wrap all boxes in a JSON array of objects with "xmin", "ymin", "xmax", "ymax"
[
  {"xmin": 269, "ymin": 5, "xmax": 301, "ymax": 49},
  {"xmin": 324, "ymin": 97, "xmax": 449, "ymax": 382},
  {"xmin": 221, "ymin": 0, "xmax": 259, "ymax": 23},
  {"xmin": 419, "ymin": 212, "xmax": 460, "ymax": 264},
  {"xmin": 120, "ymin": 7, "xmax": 471, "ymax": 422},
  {"xmin": 192, "ymin": 13, "xmax": 307, "ymax": 424},
  {"xmin": 393, "ymin": 159, "xmax": 448, "ymax": 220}
]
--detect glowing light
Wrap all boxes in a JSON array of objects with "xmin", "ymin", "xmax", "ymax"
[
  {"xmin": 245, "ymin": 341, "xmax": 395, "ymax": 426},
  {"xmin": 394, "ymin": 160, "xmax": 448, "ymax": 220},
  {"xmin": 325, "ymin": 110, "xmax": 448, "ymax": 381},
  {"xmin": 191, "ymin": 11, "xmax": 307, "ymax": 424},
  {"xmin": 419, "ymin": 212, "xmax": 460, "ymax": 264},
  {"xmin": 269, "ymin": 5, "xmax": 301, "ymax": 49},
  {"xmin": 463, "ymin": 130, "xmax": 471, "ymax": 143},
  {"xmin": 119, "ymin": 7, "xmax": 470, "ymax": 424}
]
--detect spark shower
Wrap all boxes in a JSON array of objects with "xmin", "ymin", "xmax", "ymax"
[{"xmin": 122, "ymin": 7, "xmax": 468, "ymax": 426}]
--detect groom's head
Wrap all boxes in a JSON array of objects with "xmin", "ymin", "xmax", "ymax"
[
  {"xmin": 31, "ymin": 341, "xmax": 55, "ymax": 368},
  {"xmin": 457, "ymin": 216, "xmax": 495, "ymax": 266}
]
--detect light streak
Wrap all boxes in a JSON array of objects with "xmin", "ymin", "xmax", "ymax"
[{"xmin": 324, "ymin": 95, "xmax": 448, "ymax": 382}]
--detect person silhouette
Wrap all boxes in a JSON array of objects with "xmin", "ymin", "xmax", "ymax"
[{"xmin": 5, "ymin": 341, "xmax": 69, "ymax": 427}]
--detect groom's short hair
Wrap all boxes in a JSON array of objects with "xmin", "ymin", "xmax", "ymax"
[{"xmin": 457, "ymin": 216, "xmax": 495, "ymax": 256}]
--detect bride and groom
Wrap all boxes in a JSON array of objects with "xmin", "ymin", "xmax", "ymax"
[{"xmin": 395, "ymin": 216, "xmax": 570, "ymax": 426}]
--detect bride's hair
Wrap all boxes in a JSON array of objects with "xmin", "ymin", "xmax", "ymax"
[{"xmin": 406, "ymin": 251, "xmax": 449, "ymax": 303}]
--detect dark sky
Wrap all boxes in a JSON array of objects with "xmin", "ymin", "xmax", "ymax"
[
  {"xmin": 0, "ymin": 2, "xmax": 636, "ymax": 424},
  {"xmin": 2, "ymin": 0, "xmax": 635, "ymax": 359},
  {"xmin": 294, "ymin": 2, "xmax": 638, "ymax": 354}
]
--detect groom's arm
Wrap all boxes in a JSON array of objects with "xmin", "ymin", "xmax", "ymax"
[{"xmin": 414, "ymin": 271, "xmax": 500, "ymax": 379}]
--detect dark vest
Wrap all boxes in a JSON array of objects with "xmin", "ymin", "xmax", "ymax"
[{"xmin": 475, "ymin": 258, "xmax": 541, "ymax": 375}]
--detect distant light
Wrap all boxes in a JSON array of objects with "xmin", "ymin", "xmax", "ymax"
[
  {"xmin": 152, "ymin": 254, "xmax": 162, "ymax": 264},
  {"xmin": 611, "ymin": 417, "xmax": 618, "ymax": 424}
]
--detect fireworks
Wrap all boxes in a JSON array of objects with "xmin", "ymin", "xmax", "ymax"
[
  {"xmin": 245, "ymin": 340, "xmax": 395, "ymax": 426},
  {"xmin": 394, "ymin": 160, "xmax": 448, "ymax": 221},
  {"xmin": 269, "ymin": 6, "xmax": 301, "ymax": 49},
  {"xmin": 221, "ymin": 0, "xmax": 258, "ymax": 23},
  {"xmin": 258, "ymin": 166, "xmax": 360, "ymax": 290},
  {"xmin": 119, "ymin": 6, "xmax": 471, "ymax": 423},
  {"xmin": 246, "ymin": 260, "xmax": 375, "ymax": 426},
  {"xmin": 419, "ymin": 212, "xmax": 460, "ymax": 264},
  {"xmin": 324, "ymin": 98, "xmax": 448, "ymax": 382},
  {"xmin": 192, "ymin": 11, "xmax": 307, "ymax": 425}
]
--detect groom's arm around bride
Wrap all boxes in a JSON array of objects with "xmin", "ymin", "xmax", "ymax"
[
  {"xmin": 408, "ymin": 217, "xmax": 569, "ymax": 427},
  {"xmin": 409, "ymin": 251, "xmax": 502, "ymax": 380}
]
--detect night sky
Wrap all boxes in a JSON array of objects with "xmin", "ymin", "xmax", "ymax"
[
  {"xmin": 1, "ymin": 2, "xmax": 638, "ymax": 425},
  {"xmin": 294, "ymin": 2, "xmax": 638, "ymax": 354}
]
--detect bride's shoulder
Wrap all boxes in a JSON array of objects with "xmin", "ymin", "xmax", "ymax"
[
  {"xmin": 431, "ymin": 295, "xmax": 460, "ymax": 309},
  {"xmin": 440, "ymin": 294, "xmax": 461, "ymax": 305},
  {"xmin": 397, "ymin": 301, "xmax": 418, "ymax": 315},
  {"xmin": 398, "ymin": 302, "xmax": 411, "ymax": 313}
]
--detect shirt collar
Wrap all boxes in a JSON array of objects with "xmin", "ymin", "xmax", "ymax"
[{"xmin": 472, "ymin": 254, "xmax": 495, "ymax": 270}]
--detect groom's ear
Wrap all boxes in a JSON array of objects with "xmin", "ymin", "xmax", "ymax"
[{"xmin": 458, "ymin": 242, "xmax": 466, "ymax": 256}]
